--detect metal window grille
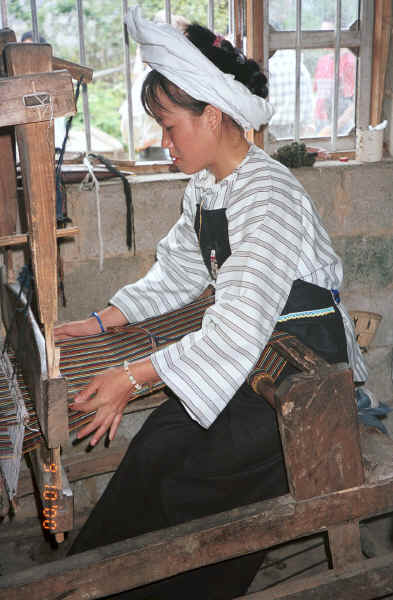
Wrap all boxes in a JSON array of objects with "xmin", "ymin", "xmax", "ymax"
[
  {"xmin": 1, "ymin": 0, "xmax": 219, "ymax": 162},
  {"xmin": 264, "ymin": 0, "xmax": 373, "ymax": 154},
  {"xmin": 0, "ymin": 0, "xmax": 373, "ymax": 158}
]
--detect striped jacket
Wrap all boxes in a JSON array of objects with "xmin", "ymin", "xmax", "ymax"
[{"xmin": 111, "ymin": 144, "xmax": 367, "ymax": 428}]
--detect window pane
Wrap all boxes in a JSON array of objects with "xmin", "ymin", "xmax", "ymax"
[
  {"xmin": 269, "ymin": 0, "xmax": 296, "ymax": 31},
  {"xmin": 171, "ymin": 0, "xmax": 209, "ymax": 25},
  {"xmin": 300, "ymin": 0, "xmax": 359, "ymax": 31},
  {"xmin": 169, "ymin": 0, "xmax": 228, "ymax": 34},
  {"xmin": 308, "ymin": 47, "xmax": 357, "ymax": 138},
  {"xmin": 268, "ymin": 50, "xmax": 314, "ymax": 140},
  {"xmin": 301, "ymin": 0, "xmax": 336, "ymax": 31},
  {"xmin": 341, "ymin": 1, "xmax": 359, "ymax": 30}
]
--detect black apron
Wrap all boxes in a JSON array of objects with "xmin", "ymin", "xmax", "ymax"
[
  {"xmin": 196, "ymin": 203, "xmax": 348, "ymax": 367},
  {"xmin": 69, "ymin": 206, "xmax": 348, "ymax": 599}
]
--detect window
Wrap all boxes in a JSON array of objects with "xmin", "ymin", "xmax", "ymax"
[
  {"xmin": 1, "ymin": 0, "xmax": 230, "ymax": 163},
  {"xmin": 1, "ymin": 0, "xmax": 376, "ymax": 161},
  {"xmin": 261, "ymin": 0, "xmax": 373, "ymax": 154}
]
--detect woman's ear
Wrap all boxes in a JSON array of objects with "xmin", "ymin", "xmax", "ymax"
[{"xmin": 202, "ymin": 104, "xmax": 223, "ymax": 132}]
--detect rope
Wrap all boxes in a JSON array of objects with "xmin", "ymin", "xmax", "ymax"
[
  {"xmin": 55, "ymin": 76, "xmax": 83, "ymax": 224},
  {"xmin": 81, "ymin": 155, "xmax": 105, "ymax": 272},
  {"xmin": 87, "ymin": 152, "xmax": 135, "ymax": 254}
]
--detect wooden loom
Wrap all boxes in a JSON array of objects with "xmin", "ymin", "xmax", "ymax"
[{"xmin": 0, "ymin": 29, "xmax": 92, "ymax": 539}]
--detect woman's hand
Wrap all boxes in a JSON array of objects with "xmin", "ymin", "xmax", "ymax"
[
  {"xmin": 54, "ymin": 318, "xmax": 100, "ymax": 341},
  {"xmin": 70, "ymin": 366, "xmax": 133, "ymax": 446},
  {"xmin": 70, "ymin": 357, "xmax": 159, "ymax": 446},
  {"xmin": 55, "ymin": 306, "xmax": 128, "ymax": 341}
]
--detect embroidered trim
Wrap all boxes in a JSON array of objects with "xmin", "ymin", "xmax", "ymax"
[{"xmin": 278, "ymin": 306, "xmax": 335, "ymax": 323}]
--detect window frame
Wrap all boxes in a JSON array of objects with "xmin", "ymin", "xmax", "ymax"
[{"xmin": 259, "ymin": 0, "xmax": 374, "ymax": 155}]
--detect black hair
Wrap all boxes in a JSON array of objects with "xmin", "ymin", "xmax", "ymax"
[
  {"xmin": 185, "ymin": 23, "xmax": 268, "ymax": 99},
  {"xmin": 141, "ymin": 22, "xmax": 268, "ymax": 121},
  {"xmin": 21, "ymin": 30, "xmax": 47, "ymax": 44}
]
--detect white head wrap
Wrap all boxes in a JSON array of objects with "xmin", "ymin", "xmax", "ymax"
[{"xmin": 125, "ymin": 6, "xmax": 274, "ymax": 131}]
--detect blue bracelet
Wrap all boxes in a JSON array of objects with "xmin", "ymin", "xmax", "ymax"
[{"xmin": 91, "ymin": 311, "xmax": 105, "ymax": 333}]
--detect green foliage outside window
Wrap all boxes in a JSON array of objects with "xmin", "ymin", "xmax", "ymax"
[{"xmin": 8, "ymin": 0, "xmax": 228, "ymax": 145}]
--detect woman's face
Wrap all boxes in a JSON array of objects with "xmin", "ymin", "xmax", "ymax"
[{"xmin": 154, "ymin": 90, "xmax": 216, "ymax": 174}]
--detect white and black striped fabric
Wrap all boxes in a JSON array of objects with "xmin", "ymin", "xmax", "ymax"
[{"xmin": 111, "ymin": 144, "xmax": 367, "ymax": 428}]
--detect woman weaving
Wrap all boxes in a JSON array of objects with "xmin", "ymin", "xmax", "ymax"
[{"xmin": 55, "ymin": 8, "xmax": 367, "ymax": 598}]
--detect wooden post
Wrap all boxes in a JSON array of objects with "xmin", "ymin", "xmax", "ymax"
[
  {"xmin": 328, "ymin": 520, "xmax": 364, "ymax": 570},
  {"xmin": 0, "ymin": 29, "xmax": 18, "ymax": 284},
  {"xmin": 276, "ymin": 364, "xmax": 364, "ymax": 499},
  {"xmin": 246, "ymin": 0, "xmax": 265, "ymax": 148},
  {"xmin": 233, "ymin": 0, "xmax": 244, "ymax": 50},
  {"xmin": 4, "ymin": 43, "xmax": 59, "ymax": 379},
  {"xmin": 370, "ymin": 0, "xmax": 392, "ymax": 126},
  {"xmin": 275, "ymin": 364, "xmax": 365, "ymax": 568}
]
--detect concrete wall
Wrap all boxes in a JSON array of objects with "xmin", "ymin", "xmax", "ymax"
[{"xmin": 58, "ymin": 174, "xmax": 188, "ymax": 320}]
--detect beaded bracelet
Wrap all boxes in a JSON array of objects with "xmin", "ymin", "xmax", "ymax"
[
  {"xmin": 90, "ymin": 311, "xmax": 105, "ymax": 333},
  {"xmin": 123, "ymin": 360, "xmax": 143, "ymax": 392}
]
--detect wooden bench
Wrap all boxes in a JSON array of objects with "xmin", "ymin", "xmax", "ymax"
[{"xmin": 1, "ymin": 339, "xmax": 392, "ymax": 599}]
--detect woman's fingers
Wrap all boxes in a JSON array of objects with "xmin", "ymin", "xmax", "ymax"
[
  {"xmin": 89, "ymin": 414, "xmax": 114, "ymax": 447},
  {"xmin": 72, "ymin": 377, "xmax": 101, "ymax": 406},
  {"xmin": 74, "ymin": 416, "xmax": 101, "ymax": 442},
  {"xmin": 70, "ymin": 367, "xmax": 132, "ymax": 444},
  {"xmin": 109, "ymin": 413, "xmax": 123, "ymax": 442},
  {"xmin": 74, "ymin": 406, "xmax": 125, "ymax": 446}
]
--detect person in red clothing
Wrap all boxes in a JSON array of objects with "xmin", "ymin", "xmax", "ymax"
[{"xmin": 313, "ymin": 20, "xmax": 356, "ymax": 136}]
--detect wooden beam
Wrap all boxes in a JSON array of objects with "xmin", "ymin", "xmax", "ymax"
[
  {"xmin": 1, "ymin": 475, "xmax": 393, "ymax": 599},
  {"xmin": 327, "ymin": 520, "xmax": 363, "ymax": 570},
  {"xmin": 29, "ymin": 444, "xmax": 73, "ymax": 536},
  {"xmin": 0, "ymin": 128, "xmax": 18, "ymax": 282},
  {"xmin": 370, "ymin": 0, "xmax": 392, "ymax": 126},
  {"xmin": 4, "ymin": 43, "xmax": 61, "ymax": 379},
  {"xmin": 0, "ymin": 70, "xmax": 76, "ymax": 128},
  {"xmin": 246, "ymin": 0, "xmax": 265, "ymax": 148},
  {"xmin": 244, "ymin": 553, "xmax": 393, "ymax": 599},
  {"xmin": 233, "ymin": 0, "xmax": 244, "ymax": 49},
  {"xmin": 52, "ymin": 55, "xmax": 93, "ymax": 83},
  {"xmin": 0, "ymin": 130, "xmax": 17, "ymax": 238},
  {"xmin": 0, "ymin": 31, "xmax": 20, "ymax": 284},
  {"xmin": 0, "ymin": 226, "xmax": 79, "ymax": 248}
]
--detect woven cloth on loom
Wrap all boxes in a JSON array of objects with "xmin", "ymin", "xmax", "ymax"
[{"xmin": 1, "ymin": 294, "xmax": 297, "ymax": 454}]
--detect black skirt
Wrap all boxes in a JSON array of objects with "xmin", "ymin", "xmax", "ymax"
[{"xmin": 68, "ymin": 280, "xmax": 347, "ymax": 599}]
